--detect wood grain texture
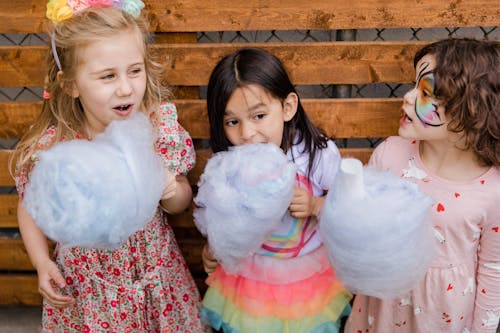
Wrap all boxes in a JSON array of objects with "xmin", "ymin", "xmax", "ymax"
[
  {"xmin": 1, "ymin": 0, "xmax": 498, "ymax": 33},
  {"xmin": 0, "ymin": 194, "xmax": 18, "ymax": 227},
  {"xmin": 0, "ymin": 237, "xmax": 34, "ymax": 270},
  {"xmin": 0, "ymin": 274, "xmax": 42, "ymax": 305},
  {"xmin": 1, "ymin": 42, "xmax": 424, "ymax": 87},
  {"xmin": 0, "ymin": 98, "xmax": 401, "ymax": 140},
  {"xmin": 0, "ymin": 101, "xmax": 41, "ymax": 141}
]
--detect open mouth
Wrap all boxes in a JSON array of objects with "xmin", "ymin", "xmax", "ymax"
[
  {"xmin": 401, "ymin": 109, "xmax": 413, "ymax": 123},
  {"xmin": 113, "ymin": 104, "xmax": 133, "ymax": 115},
  {"xmin": 114, "ymin": 104, "xmax": 131, "ymax": 111}
]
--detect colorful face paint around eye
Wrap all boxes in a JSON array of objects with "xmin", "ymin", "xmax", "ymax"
[{"xmin": 414, "ymin": 72, "xmax": 445, "ymax": 127}]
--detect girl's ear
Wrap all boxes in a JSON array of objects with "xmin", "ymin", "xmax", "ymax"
[
  {"xmin": 57, "ymin": 71, "xmax": 79, "ymax": 98},
  {"xmin": 283, "ymin": 92, "xmax": 298, "ymax": 122}
]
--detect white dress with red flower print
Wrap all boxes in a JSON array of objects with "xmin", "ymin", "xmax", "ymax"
[
  {"xmin": 15, "ymin": 103, "xmax": 210, "ymax": 333},
  {"xmin": 345, "ymin": 136, "xmax": 500, "ymax": 333}
]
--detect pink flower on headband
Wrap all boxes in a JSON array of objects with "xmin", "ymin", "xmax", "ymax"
[
  {"xmin": 47, "ymin": 0, "xmax": 144, "ymax": 23},
  {"xmin": 67, "ymin": 0, "xmax": 89, "ymax": 13},
  {"xmin": 87, "ymin": 0, "xmax": 113, "ymax": 7}
]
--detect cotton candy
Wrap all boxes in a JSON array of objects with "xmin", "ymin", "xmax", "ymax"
[
  {"xmin": 23, "ymin": 112, "xmax": 164, "ymax": 249},
  {"xmin": 194, "ymin": 143, "xmax": 296, "ymax": 273},
  {"xmin": 320, "ymin": 158, "xmax": 434, "ymax": 299}
]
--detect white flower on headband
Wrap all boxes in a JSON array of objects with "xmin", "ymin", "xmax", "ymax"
[{"xmin": 47, "ymin": 0, "xmax": 145, "ymax": 23}]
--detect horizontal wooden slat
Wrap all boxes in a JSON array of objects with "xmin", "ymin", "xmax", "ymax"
[
  {"xmin": 0, "ymin": 237, "xmax": 34, "ymax": 270},
  {"xmin": 149, "ymin": 0, "xmax": 500, "ymax": 32},
  {"xmin": 0, "ymin": 274, "xmax": 41, "ymax": 305},
  {"xmin": 0, "ymin": 194, "xmax": 18, "ymax": 227},
  {"xmin": 1, "ymin": 0, "xmax": 498, "ymax": 34},
  {"xmin": 0, "ymin": 98, "xmax": 401, "ymax": 140},
  {"xmin": 0, "ymin": 101, "xmax": 41, "ymax": 139},
  {"xmin": 1, "ymin": 42, "xmax": 424, "ymax": 87},
  {"xmin": 160, "ymin": 42, "xmax": 423, "ymax": 86},
  {"xmin": 0, "ymin": 150, "xmax": 14, "ymax": 186}
]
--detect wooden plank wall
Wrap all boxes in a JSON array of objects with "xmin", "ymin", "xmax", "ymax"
[{"xmin": 0, "ymin": 0, "xmax": 498, "ymax": 304}]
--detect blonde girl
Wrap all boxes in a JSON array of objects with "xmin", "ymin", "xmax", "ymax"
[{"xmin": 11, "ymin": 1, "xmax": 209, "ymax": 332}]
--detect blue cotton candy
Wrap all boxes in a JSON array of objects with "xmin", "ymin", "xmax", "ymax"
[
  {"xmin": 320, "ymin": 158, "xmax": 435, "ymax": 299},
  {"xmin": 23, "ymin": 112, "xmax": 164, "ymax": 249},
  {"xmin": 194, "ymin": 143, "xmax": 297, "ymax": 273}
]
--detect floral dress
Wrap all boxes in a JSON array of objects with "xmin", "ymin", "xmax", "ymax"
[{"xmin": 15, "ymin": 103, "xmax": 210, "ymax": 333}]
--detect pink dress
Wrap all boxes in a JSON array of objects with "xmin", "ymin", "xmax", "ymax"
[
  {"xmin": 15, "ymin": 103, "xmax": 210, "ymax": 333},
  {"xmin": 346, "ymin": 136, "xmax": 500, "ymax": 333}
]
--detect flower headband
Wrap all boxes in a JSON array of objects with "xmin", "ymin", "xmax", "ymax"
[
  {"xmin": 47, "ymin": 0, "xmax": 145, "ymax": 70},
  {"xmin": 47, "ymin": 0, "xmax": 145, "ymax": 23}
]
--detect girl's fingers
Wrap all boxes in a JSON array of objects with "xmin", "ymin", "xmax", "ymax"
[
  {"xmin": 38, "ymin": 262, "xmax": 75, "ymax": 308},
  {"xmin": 162, "ymin": 172, "xmax": 177, "ymax": 200},
  {"xmin": 202, "ymin": 244, "xmax": 219, "ymax": 274},
  {"xmin": 48, "ymin": 265, "xmax": 66, "ymax": 288},
  {"xmin": 39, "ymin": 283, "xmax": 75, "ymax": 308}
]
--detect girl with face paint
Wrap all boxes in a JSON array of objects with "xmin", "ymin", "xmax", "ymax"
[{"xmin": 346, "ymin": 38, "xmax": 500, "ymax": 333}]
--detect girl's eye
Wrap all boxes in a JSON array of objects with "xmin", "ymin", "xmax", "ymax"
[
  {"xmin": 101, "ymin": 73, "xmax": 115, "ymax": 80},
  {"xmin": 225, "ymin": 119, "xmax": 238, "ymax": 126},
  {"xmin": 254, "ymin": 113, "xmax": 265, "ymax": 120},
  {"xmin": 130, "ymin": 68, "xmax": 142, "ymax": 75}
]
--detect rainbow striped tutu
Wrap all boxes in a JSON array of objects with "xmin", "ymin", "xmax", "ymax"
[{"xmin": 201, "ymin": 245, "xmax": 352, "ymax": 333}]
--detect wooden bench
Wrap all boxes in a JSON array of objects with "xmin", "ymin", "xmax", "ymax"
[{"xmin": 0, "ymin": 0, "xmax": 498, "ymax": 305}]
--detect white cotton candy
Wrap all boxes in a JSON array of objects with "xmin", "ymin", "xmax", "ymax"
[
  {"xmin": 194, "ymin": 143, "xmax": 296, "ymax": 273},
  {"xmin": 23, "ymin": 112, "xmax": 164, "ymax": 249},
  {"xmin": 320, "ymin": 158, "xmax": 435, "ymax": 299}
]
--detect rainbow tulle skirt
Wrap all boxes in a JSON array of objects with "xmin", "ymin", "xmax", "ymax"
[{"xmin": 201, "ymin": 245, "xmax": 352, "ymax": 333}]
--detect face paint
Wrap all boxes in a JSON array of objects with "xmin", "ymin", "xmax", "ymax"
[{"xmin": 414, "ymin": 62, "xmax": 445, "ymax": 127}]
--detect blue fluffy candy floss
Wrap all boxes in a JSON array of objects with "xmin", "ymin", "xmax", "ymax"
[
  {"xmin": 194, "ymin": 143, "xmax": 297, "ymax": 273},
  {"xmin": 320, "ymin": 158, "xmax": 435, "ymax": 299},
  {"xmin": 23, "ymin": 112, "xmax": 165, "ymax": 249}
]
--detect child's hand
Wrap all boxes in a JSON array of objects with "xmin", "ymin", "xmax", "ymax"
[
  {"xmin": 37, "ymin": 258, "xmax": 75, "ymax": 308},
  {"xmin": 202, "ymin": 243, "xmax": 219, "ymax": 275},
  {"xmin": 161, "ymin": 169, "xmax": 177, "ymax": 201},
  {"xmin": 289, "ymin": 186, "xmax": 325, "ymax": 218}
]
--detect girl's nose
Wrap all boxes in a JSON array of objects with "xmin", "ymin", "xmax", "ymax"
[
  {"xmin": 403, "ymin": 87, "xmax": 417, "ymax": 105},
  {"xmin": 240, "ymin": 122, "xmax": 256, "ymax": 143},
  {"xmin": 117, "ymin": 77, "xmax": 132, "ymax": 96}
]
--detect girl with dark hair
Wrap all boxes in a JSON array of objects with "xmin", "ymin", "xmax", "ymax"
[
  {"xmin": 346, "ymin": 38, "xmax": 500, "ymax": 333},
  {"xmin": 200, "ymin": 47, "xmax": 352, "ymax": 332}
]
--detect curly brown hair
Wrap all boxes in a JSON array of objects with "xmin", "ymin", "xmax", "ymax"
[{"xmin": 414, "ymin": 38, "xmax": 499, "ymax": 166}]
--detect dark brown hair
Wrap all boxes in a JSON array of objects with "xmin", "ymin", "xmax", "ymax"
[
  {"xmin": 414, "ymin": 38, "xmax": 499, "ymax": 166},
  {"xmin": 206, "ymin": 47, "xmax": 330, "ymax": 177}
]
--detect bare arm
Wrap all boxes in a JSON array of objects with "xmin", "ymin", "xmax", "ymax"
[
  {"xmin": 17, "ymin": 200, "xmax": 75, "ymax": 307},
  {"xmin": 160, "ymin": 170, "xmax": 192, "ymax": 214},
  {"xmin": 471, "ymin": 205, "xmax": 500, "ymax": 332}
]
